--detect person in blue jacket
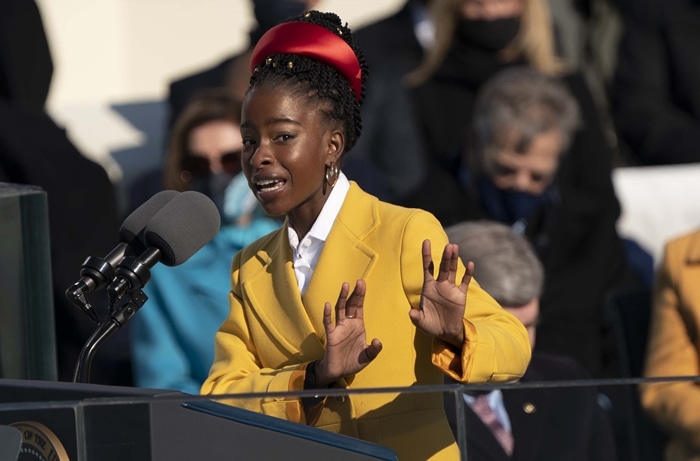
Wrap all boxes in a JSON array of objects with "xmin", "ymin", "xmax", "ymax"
[{"xmin": 130, "ymin": 89, "xmax": 280, "ymax": 393}]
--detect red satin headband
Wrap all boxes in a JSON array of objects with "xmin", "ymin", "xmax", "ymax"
[{"xmin": 249, "ymin": 21, "xmax": 362, "ymax": 102}]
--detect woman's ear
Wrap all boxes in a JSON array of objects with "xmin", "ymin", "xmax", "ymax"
[{"xmin": 327, "ymin": 129, "xmax": 345, "ymax": 163}]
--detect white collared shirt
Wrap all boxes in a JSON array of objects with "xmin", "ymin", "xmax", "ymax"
[{"xmin": 287, "ymin": 172, "xmax": 350, "ymax": 294}]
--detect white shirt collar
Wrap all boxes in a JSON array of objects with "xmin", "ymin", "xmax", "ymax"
[
  {"xmin": 308, "ymin": 172, "xmax": 350, "ymax": 242},
  {"xmin": 287, "ymin": 172, "xmax": 350, "ymax": 293},
  {"xmin": 287, "ymin": 172, "xmax": 350, "ymax": 244}
]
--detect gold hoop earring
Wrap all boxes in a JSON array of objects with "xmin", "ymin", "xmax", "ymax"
[{"xmin": 323, "ymin": 162, "xmax": 339, "ymax": 195}]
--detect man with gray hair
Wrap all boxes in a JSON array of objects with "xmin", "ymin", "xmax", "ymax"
[
  {"xmin": 470, "ymin": 66, "xmax": 581, "ymax": 206},
  {"xmin": 435, "ymin": 66, "xmax": 642, "ymax": 380},
  {"xmin": 459, "ymin": 66, "xmax": 582, "ymax": 245},
  {"xmin": 444, "ymin": 220, "xmax": 617, "ymax": 461}
]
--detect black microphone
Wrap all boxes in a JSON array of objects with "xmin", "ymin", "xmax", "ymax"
[
  {"xmin": 65, "ymin": 190, "xmax": 180, "ymax": 322},
  {"xmin": 107, "ymin": 190, "xmax": 221, "ymax": 303},
  {"xmin": 73, "ymin": 191, "xmax": 219, "ymax": 383}
]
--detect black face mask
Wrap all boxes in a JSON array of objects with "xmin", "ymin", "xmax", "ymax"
[{"xmin": 454, "ymin": 17, "xmax": 521, "ymax": 52}]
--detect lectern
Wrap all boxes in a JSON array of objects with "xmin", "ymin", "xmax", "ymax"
[{"xmin": 0, "ymin": 379, "xmax": 397, "ymax": 461}]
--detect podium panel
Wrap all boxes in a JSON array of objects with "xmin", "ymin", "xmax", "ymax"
[
  {"xmin": 0, "ymin": 379, "xmax": 397, "ymax": 461},
  {"xmin": 0, "ymin": 376, "xmax": 683, "ymax": 461},
  {"xmin": 175, "ymin": 400, "xmax": 397, "ymax": 461},
  {"xmin": 0, "ymin": 183, "xmax": 56, "ymax": 380}
]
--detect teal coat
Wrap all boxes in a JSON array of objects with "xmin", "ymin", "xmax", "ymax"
[{"xmin": 130, "ymin": 219, "xmax": 280, "ymax": 394}]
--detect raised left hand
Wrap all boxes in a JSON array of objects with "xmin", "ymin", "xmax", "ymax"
[
  {"xmin": 409, "ymin": 239, "xmax": 474, "ymax": 348},
  {"xmin": 315, "ymin": 279, "xmax": 383, "ymax": 387}
]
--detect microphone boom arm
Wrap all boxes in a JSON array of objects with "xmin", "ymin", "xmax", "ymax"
[{"xmin": 72, "ymin": 289, "xmax": 148, "ymax": 383}]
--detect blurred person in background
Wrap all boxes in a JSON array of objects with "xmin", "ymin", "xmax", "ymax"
[
  {"xmin": 445, "ymin": 220, "xmax": 617, "ymax": 461},
  {"xmin": 406, "ymin": 0, "xmax": 570, "ymax": 156},
  {"xmin": 0, "ymin": 0, "xmax": 126, "ymax": 384},
  {"xmin": 641, "ymin": 228, "xmax": 700, "ymax": 461},
  {"xmin": 130, "ymin": 89, "xmax": 280, "ymax": 394},
  {"xmin": 414, "ymin": 63, "xmax": 647, "ymax": 378},
  {"xmin": 612, "ymin": 0, "xmax": 700, "ymax": 166},
  {"xmin": 348, "ymin": 0, "xmax": 432, "ymax": 203},
  {"xmin": 397, "ymin": 0, "xmax": 648, "ymax": 378}
]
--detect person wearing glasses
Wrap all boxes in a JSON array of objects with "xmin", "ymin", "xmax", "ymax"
[{"xmin": 129, "ymin": 88, "xmax": 280, "ymax": 394}]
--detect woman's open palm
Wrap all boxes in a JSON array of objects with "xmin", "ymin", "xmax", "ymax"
[
  {"xmin": 316, "ymin": 280, "xmax": 382, "ymax": 387},
  {"xmin": 409, "ymin": 239, "xmax": 474, "ymax": 348}
]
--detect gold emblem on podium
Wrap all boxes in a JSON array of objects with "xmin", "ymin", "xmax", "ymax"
[{"xmin": 10, "ymin": 421, "xmax": 70, "ymax": 461}]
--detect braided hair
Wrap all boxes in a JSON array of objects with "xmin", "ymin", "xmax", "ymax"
[{"xmin": 248, "ymin": 11, "xmax": 368, "ymax": 154}]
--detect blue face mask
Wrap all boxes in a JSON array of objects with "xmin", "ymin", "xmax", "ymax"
[
  {"xmin": 477, "ymin": 176, "xmax": 553, "ymax": 226},
  {"xmin": 223, "ymin": 172, "xmax": 259, "ymax": 223}
]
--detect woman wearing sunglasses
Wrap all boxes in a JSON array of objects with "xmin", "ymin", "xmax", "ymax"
[{"xmin": 130, "ymin": 88, "xmax": 281, "ymax": 394}]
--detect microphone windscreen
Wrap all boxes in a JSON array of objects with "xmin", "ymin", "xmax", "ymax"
[
  {"xmin": 119, "ymin": 190, "xmax": 180, "ymax": 243},
  {"xmin": 142, "ymin": 191, "xmax": 221, "ymax": 266}
]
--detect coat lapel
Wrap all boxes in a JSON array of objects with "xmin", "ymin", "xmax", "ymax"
[
  {"xmin": 303, "ymin": 184, "xmax": 380, "ymax": 336},
  {"xmin": 243, "ymin": 226, "xmax": 326, "ymax": 361},
  {"xmin": 685, "ymin": 231, "xmax": 700, "ymax": 265},
  {"xmin": 241, "ymin": 184, "xmax": 380, "ymax": 363}
]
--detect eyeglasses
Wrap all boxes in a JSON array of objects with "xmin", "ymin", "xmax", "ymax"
[{"xmin": 180, "ymin": 150, "xmax": 242, "ymax": 179}]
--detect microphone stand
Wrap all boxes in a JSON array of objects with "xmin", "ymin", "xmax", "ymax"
[
  {"xmin": 72, "ymin": 251, "xmax": 156, "ymax": 383},
  {"xmin": 72, "ymin": 288, "xmax": 148, "ymax": 384}
]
